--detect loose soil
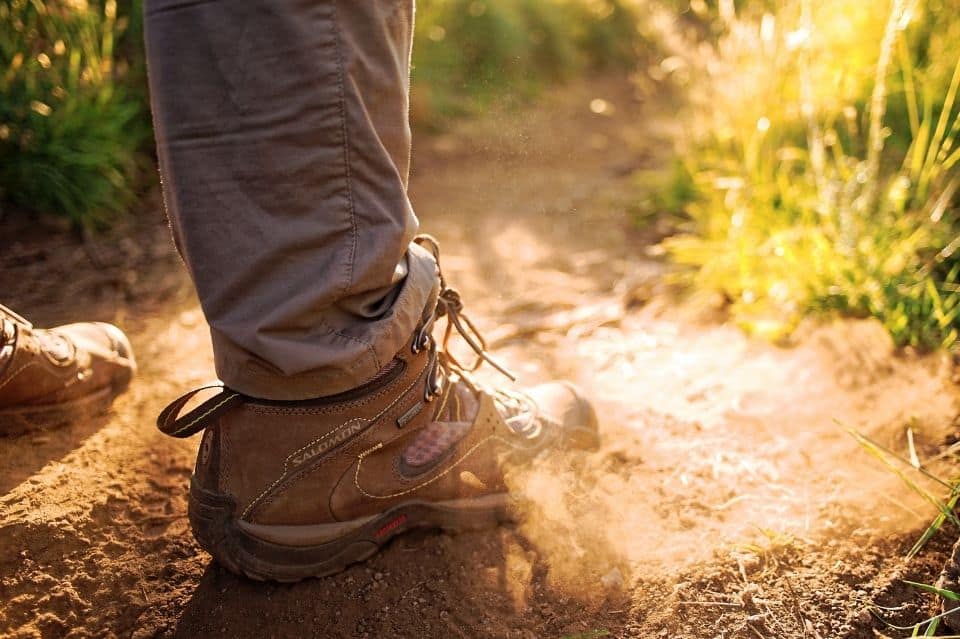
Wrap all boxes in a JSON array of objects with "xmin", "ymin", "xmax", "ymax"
[{"xmin": 2, "ymin": 76, "xmax": 960, "ymax": 639}]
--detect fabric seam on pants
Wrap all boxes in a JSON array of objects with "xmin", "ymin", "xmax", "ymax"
[
  {"xmin": 331, "ymin": 1, "xmax": 359, "ymax": 302},
  {"xmin": 316, "ymin": 316, "xmax": 381, "ymax": 371},
  {"xmin": 330, "ymin": 2, "xmax": 378, "ymax": 370}
]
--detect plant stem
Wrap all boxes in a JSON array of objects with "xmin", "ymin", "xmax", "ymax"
[{"xmin": 863, "ymin": 0, "xmax": 906, "ymax": 216}]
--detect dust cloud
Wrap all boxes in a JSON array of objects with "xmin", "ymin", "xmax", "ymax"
[{"xmin": 498, "ymin": 315, "xmax": 958, "ymax": 599}]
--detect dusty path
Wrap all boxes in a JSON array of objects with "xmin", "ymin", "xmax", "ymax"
[{"xmin": 2, "ymin": 76, "xmax": 960, "ymax": 639}]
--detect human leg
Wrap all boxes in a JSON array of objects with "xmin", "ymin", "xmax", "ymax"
[
  {"xmin": 147, "ymin": 0, "xmax": 599, "ymax": 580},
  {"xmin": 145, "ymin": 0, "xmax": 435, "ymax": 400}
]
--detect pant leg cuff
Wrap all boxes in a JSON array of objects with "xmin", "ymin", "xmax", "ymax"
[{"xmin": 211, "ymin": 242, "xmax": 439, "ymax": 400}]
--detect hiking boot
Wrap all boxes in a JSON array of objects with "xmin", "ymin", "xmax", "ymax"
[
  {"xmin": 157, "ymin": 236, "xmax": 599, "ymax": 582},
  {"xmin": 0, "ymin": 304, "xmax": 136, "ymax": 436}
]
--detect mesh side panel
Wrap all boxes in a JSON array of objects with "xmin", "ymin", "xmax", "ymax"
[{"xmin": 403, "ymin": 420, "xmax": 472, "ymax": 467}]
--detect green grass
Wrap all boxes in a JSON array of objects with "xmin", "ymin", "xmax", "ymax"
[
  {"xmin": 0, "ymin": 0, "xmax": 150, "ymax": 228},
  {"xmin": 659, "ymin": 0, "xmax": 960, "ymax": 351},
  {"xmin": 845, "ymin": 424, "xmax": 960, "ymax": 556}
]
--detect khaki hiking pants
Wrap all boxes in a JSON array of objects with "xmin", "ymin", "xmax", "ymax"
[{"xmin": 144, "ymin": 0, "xmax": 438, "ymax": 400}]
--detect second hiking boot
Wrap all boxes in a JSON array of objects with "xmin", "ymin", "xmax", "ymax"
[{"xmin": 0, "ymin": 304, "xmax": 136, "ymax": 436}]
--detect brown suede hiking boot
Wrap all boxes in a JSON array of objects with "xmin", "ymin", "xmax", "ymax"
[
  {"xmin": 157, "ymin": 237, "xmax": 598, "ymax": 582},
  {"xmin": 0, "ymin": 304, "xmax": 136, "ymax": 436}
]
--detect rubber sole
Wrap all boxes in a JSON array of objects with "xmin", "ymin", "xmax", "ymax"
[
  {"xmin": 188, "ymin": 477, "xmax": 515, "ymax": 582},
  {"xmin": 0, "ymin": 384, "xmax": 119, "ymax": 436}
]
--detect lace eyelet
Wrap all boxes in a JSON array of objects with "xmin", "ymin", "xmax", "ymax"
[
  {"xmin": 423, "ymin": 373, "xmax": 443, "ymax": 402},
  {"xmin": 411, "ymin": 326, "xmax": 432, "ymax": 354}
]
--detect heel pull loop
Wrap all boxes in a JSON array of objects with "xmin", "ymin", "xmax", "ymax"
[{"xmin": 157, "ymin": 384, "xmax": 242, "ymax": 438}]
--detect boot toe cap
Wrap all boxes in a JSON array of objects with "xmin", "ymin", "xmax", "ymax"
[{"xmin": 94, "ymin": 321, "xmax": 137, "ymax": 390}]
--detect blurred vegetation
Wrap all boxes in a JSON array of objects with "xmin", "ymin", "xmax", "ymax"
[
  {"xmin": 411, "ymin": 0, "xmax": 649, "ymax": 125},
  {"xmin": 0, "ymin": 0, "xmax": 649, "ymax": 226},
  {"xmin": 0, "ymin": 0, "xmax": 149, "ymax": 228},
  {"xmin": 657, "ymin": 0, "xmax": 960, "ymax": 350}
]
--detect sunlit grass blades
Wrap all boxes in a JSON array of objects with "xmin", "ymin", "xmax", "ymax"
[{"xmin": 662, "ymin": 0, "xmax": 960, "ymax": 351}]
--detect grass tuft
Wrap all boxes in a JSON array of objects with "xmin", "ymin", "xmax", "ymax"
[
  {"xmin": 659, "ymin": 0, "xmax": 960, "ymax": 350},
  {"xmin": 0, "ymin": 0, "xmax": 150, "ymax": 228}
]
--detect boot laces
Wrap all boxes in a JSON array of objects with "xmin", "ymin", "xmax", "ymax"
[
  {"xmin": 0, "ymin": 304, "xmax": 30, "ymax": 349},
  {"xmin": 493, "ymin": 389, "xmax": 542, "ymax": 439},
  {"xmin": 413, "ymin": 235, "xmax": 539, "ymax": 438},
  {"xmin": 0, "ymin": 305, "xmax": 27, "ymax": 358},
  {"xmin": 0, "ymin": 304, "xmax": 32, "ymax": 330}
]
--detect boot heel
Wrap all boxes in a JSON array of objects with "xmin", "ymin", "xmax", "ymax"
[
  {"xmin": 187, "ymin": 477, "xmax": 248, "ymax": 577},
  {"xmin": 188, "ymin": 476, "xmax": 382, "ymax": 582}
]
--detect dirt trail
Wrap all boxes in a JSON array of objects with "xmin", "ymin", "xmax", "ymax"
[{"xmin": 2, "ymin": 76, "xmax": 960, "ymax": 639}]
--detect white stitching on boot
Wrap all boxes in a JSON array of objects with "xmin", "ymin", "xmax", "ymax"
[
  {"xmin": 0, "ymin": 362, "xmax": 38, "ymax": 391},
  {"xmin": 353, "ymin": 437, "xmax": 501, "ymax": 499},
  {"xmin": 353, "ymin": 412, "xmax": 513, "ymax": 499},
  {"xmin": 241, "ymin": 358, "xmax": 431, "ymax": 520}
]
